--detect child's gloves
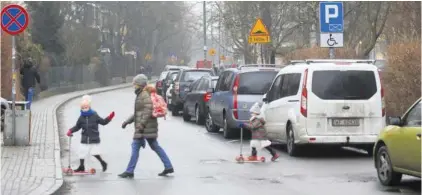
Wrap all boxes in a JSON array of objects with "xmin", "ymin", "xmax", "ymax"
[
  {"xmin": 66, "ymin": 129, "xmax": 73, "ymax": 137},
  {"xmin": 122, "ymin": 121, "xmax": 128, "ymax": 129},
  {"xmin": 107, "ymin": 111, "xmax": 115, "ymax": 120}
]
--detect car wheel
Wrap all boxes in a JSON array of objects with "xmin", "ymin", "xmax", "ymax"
[
  {"xmin": 286, "ymin": 123, "xmax": 299, "ymax": 156},
  {"xmin": 182, "ymin": 105, "xmax": 191, "ymax": 121},
  {"xmin": 195, "ymin": 106, "xmax": 205, "ymax": 125},
  {"xmin": 223, "ymin": 117, "xmax": 236, "ymax": 139},
  {"xmin": 376, "ymin": 145, "xmax": 402, "ymax": 186},
  {"xmin": 205, "ymin": 112, "xmax": 219, "ymax": 132}
]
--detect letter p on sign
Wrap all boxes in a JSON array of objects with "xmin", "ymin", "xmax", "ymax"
[{"xmin": 325, "ymin": 5, "xmax": 338, "ymax": 23}]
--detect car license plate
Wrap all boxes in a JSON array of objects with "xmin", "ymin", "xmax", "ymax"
[{"xmin": 332, "ymin": 118, "xmax": 360, "ymax": 126}]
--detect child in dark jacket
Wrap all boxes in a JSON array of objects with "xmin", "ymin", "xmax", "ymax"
[
  {"xmin": 66, "ymin": 95, "xmax": 115, "ymax": 172},
  {"xmin": 239, "ymin": 102, "xmax": 279, "ymax": 161}
]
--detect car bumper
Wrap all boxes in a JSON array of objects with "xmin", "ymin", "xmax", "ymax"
[
  {"xmin": 296, "ymin": 135, "xmax": 377, "ymax": 145},
  {"xmin": 226, "ymin": 111, "xmax": 248, "ymax": 128}
]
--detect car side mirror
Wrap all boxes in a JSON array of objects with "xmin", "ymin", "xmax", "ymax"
[
  {"xmin": 387, "ymin": 116, "xmax": 401, "ymax": 126},
  {"xmin": 206, "ymin": 88, "xmax": 214, "ymax": 93},
  {"xmin": 262, "ymin": 94, "xmax": 268, "ymax": 103}
]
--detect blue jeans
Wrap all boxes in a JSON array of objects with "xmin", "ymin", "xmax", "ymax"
[
  {"xmin": 125, "ymin": 138, "xmax": 173, "ymax": 173},
  {"xmin": 25, "ymin": 87, "xmax": 34, "ymax": 109}
]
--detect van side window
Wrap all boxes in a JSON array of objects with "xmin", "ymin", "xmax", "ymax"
[
  {"xmin": 268, "ymin": 75, "xmax": 283, "ymax": 101},
  {"xmin": 222, "ymin": 72, "xmax": 234, "ymax": 91},
  {"xmin": 279, "ymin": 73, "xmax": 301, "ymax": 98},
  {"xmin": 287, "ymin": 73, "xmax": 301, "ymax": 96}
]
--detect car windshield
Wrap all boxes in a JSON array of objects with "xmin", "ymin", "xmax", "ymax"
[
  {"xmin": 311, "ymin": 70, "xmax": 377, "ymax": 100},
  {"xmin": 181, "ymin": 71, "xmax": 212, "ymax": 82},
  {"xmin": 238, "ymin": 71, "xmax": 278, "ymax": 94}
]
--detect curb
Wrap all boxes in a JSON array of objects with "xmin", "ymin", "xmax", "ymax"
[{"xmin": 46, "ymin": 79, "xmax": 156, "ymax": 194}]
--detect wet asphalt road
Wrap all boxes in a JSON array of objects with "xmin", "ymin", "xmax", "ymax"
[{"xmin": 55, "ymin": 88, "xmax": 420, "ymax": 195}]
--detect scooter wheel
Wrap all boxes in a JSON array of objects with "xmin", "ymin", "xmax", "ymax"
[
  {"xmin": 90, "ymin": 168, "xmax": 96, "ymax": 174},
  {"xmin": 260, "ymin": 157, "xmax": 266, "ymax": 162},
  {"xmin": 236, "ymin": 156, "xmax": 244, "ymax": 163}
]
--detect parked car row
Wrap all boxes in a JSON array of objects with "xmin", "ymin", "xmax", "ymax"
[{"xmin": 155, "ymin": 60, "xmax": 421, "ymax": 186}]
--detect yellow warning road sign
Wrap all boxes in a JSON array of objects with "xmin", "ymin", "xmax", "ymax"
[
  {"xmin": 208, "ymin": 48, "xmax": 216, "ymax": 56},
  {"xmin": 220, "ymin": 55, "xmax": 226, "ymax": 61},
  {"xmin": 248, "ymin": 18, "xmax": 271, "ymax": 44},
  {"xmin": 145, "ymin": 53, "xmax": 152, "ymax": 60}
]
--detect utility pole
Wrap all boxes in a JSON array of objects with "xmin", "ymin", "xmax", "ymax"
[
  {"xmin": 203, "ymin": 1, "xmax": 207, "ymax": 62},
  {"xmin": 218, "ymin": 12, "xmax": 221, "ymax": 65}
]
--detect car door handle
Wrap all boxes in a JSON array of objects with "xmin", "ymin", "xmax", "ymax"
[{"xmin": 288, "ymin": 100, "xmax": 299, "ymax": 102}]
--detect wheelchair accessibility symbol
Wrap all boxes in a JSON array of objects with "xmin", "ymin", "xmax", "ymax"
[{"xmin": 327, "ymin": 34, "xmax": 338, "ymax": 46}]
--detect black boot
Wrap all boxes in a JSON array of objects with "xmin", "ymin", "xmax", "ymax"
[
  {"xmin": 118, "ymin": 172, "xmax": 134, "ymax": 178},
  {"xmin": 158, "ymin": 168, "xmax": 174, "ymax": 176},
  {"xmin": 94, "ymin": 155, "xmax": 107, "ymax": 172},
  {"xmin": 74, "ymin": 159, "xmax": 85, "ymax": 172}
]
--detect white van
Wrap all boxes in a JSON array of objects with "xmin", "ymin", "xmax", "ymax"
[{"xmin": 262, "ymin": 59, "xmax": 385, "ymax": 156}]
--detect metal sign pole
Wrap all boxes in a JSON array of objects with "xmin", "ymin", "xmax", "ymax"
[
  {"xmin": 329, "ymin": 47, "xmax": 335, "ymax": 59},
  {"xmin": 11, "ymin": 36, "xmax": 16, "ymax": 145}
]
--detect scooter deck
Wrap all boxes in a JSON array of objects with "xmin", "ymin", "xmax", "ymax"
[
  {"xmin": 63, "ymin": 168, "xmax": 96, "ymax": 175},
  {"xmin": 235, "ymin": 156, "xmax": 266, "ymax": 163}
]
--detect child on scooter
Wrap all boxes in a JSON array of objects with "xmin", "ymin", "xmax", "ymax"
[
  {"xmin": 239, "ymin": 102, "xmax": 279, "ymax": 161},
  {"xmin": 66, "ymin": 95, "xmax": 115, "ymax": 172}
]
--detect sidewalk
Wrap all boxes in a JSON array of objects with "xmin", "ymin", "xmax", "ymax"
[{"xmin": 1, "ymin": 83, "xmax": 131, "ymax": 195}]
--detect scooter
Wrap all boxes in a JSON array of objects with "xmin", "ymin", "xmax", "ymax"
[
  {"xmin": 235, "ymin": 128, "xmax": 266, "ymax": 163},
  {"xmin": 62, "ymin": 137, "xmax": 96, "ymax": 175}
]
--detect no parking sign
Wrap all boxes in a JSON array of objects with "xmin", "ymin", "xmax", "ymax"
[{"xmin": 1, "ymin": 4, "xmax": 29, "ymax": 35}]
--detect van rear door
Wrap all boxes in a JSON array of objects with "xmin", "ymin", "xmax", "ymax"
[
  {"xmin": 236, "ymin": 71, "xmax": 277, "ymax": 120},
  {"xmin": 306, "ymin": 65, "xmax": 384, "ymax": 136}
]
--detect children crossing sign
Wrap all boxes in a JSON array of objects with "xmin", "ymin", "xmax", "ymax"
[{"xmin": 248, "ymin": 18, "xmax": 270, "ymax": 44}]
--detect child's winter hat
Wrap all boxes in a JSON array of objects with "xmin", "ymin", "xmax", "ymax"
[
  {"xmin": 249, "ymin": 102, "xmax": 261, "ymax": 114},
  {"xmin": 80, "ymin": 95, "xmax": 92, "ymax": 108}
]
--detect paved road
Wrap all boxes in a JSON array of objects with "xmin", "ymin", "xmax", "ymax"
[{"xmin": 55, "ymin": 88, "xmax": 420, "ymax": 195}]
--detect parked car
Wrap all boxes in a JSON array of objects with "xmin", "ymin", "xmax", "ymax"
[
  {"xmin": 374, "ymin": 98, "xmax": 421, "ymax": 186},
  {"xmin": 1, "ymin": 97, "xmax": 10, "ymax": 132},
  {"xmin": 207, "ymin": 65, "xmax": 280, "ymax": 138},
  {"xmin": 261, "ymin": 59, "xmax": 385, "ymax": 156},
  {"xmin": 162, "ymin": 71, "xmax": 179, "ymax": 100},
  {"xmin": 170, "ymin": 68, "xmax": 214, "ymax": 116},
  {"xmin": 182, "ymin": 76, "xmax": 219, "ymax": 125},
  {"xmin": 156, "ymin": 71, "xmax": 170, "ymax": 95}
]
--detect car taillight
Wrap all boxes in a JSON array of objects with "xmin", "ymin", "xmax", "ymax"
[
  {"xmin": 300, "ymin": 69, "xmax": 308, "ymax": 117},
  {"xmin": 378, "ymin": 71, "xmax": 385, "ymax": 116},
  {"xmin": 232, "ymin": 75, "xmax": 239, "ymax": 119},
  {"xmin": 203, "ymin": 92, "xmax": 212, "ymax": 102}
]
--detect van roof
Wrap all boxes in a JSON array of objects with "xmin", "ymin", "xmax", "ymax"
[{"xmin": 278, "ymin": 59, "xmax": 379, "ymax": 75}]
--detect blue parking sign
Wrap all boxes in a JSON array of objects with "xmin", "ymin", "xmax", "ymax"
[{"xmin": 320, "ymin": 2, "xmax": 343, "ymax": 33}]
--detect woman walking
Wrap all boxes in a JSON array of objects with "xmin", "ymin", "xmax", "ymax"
[{"xmin": 119, "ymin": 74, "xmax": 174, "ymax": 178}]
